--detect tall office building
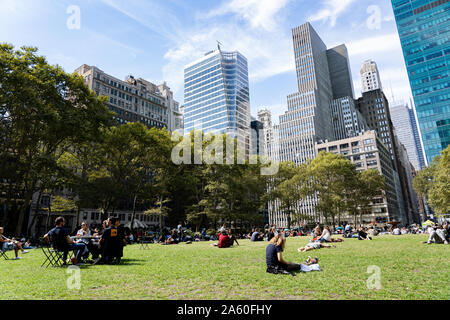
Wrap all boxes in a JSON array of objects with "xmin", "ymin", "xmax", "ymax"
[
  {"xmin": 327, "ymin": 44, "xmax": 356, "ymax": 99},
  {"xmin": 360, "ymin": 60, "xmax": 383, "ymax": 93},
  {"xmin": 279, "ymin": 23, "xmax": 334, "ymax": 165},
  {"xmin": 393, "ymin": 132, "xmax": 422, "ymax": 224},
  {"xmin": 331, "ymin": 97, "xmax": 369, "ymax": 140},
  {"xmin": 357, "ymin": 89, "xmax": 396, "ymax": 158},
  {"xmin": 390, "ymin": 101, "xmax": 426, "ymax": 170},
  {"xmin": 316, "ymin": 131, "xmax": 400, "ymax": 223},
  {"xmin": 157, "ymin": 82, "xmax": 184, "ymax": 134},
  {"xmin": 274, "ymin": 22, "xmax": 362, "ymax": 225},
  {"xmin": 257, "ymin": 109, "xmax": 279, "ymax": 161},
  {"xmin": 357, "ymin": 62, "xmax": 421, "ymax": 225},
  {"xmin": 184, "ymin": 49, "xmax": 251, "ymax": 152},
  {"xmin": 391, "ymin": 0, "xmax": 450, "ymax": 164},
  {"xmin": 75, "ymin": 65, "xmax": 183, "ymax": 132}
]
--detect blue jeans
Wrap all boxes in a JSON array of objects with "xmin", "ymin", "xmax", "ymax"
[{"xmin": 64, "ymin": 243, "xmax": 86, "ymax": 261}]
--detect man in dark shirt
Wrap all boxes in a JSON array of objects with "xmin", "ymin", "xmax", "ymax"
[
  {"xmin": 100, "ymin": 217, "xmax": 124, "ymax": 264},
  {"xmin": 44, "ymin": 217, "xmax": 86, "ymax": 265},
  {"xmin": 358, "ymin": 227, "xmax": 372, "ymax": 240}
]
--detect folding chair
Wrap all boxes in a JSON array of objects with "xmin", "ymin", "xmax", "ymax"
[
  {"xmin": 40, "ymin": 238, "xmax": 72, "ymax": 268},
  {"xmin": 0, "ymin": 246, "xmax": 10, "ymax": 260},
  {"xmin": 139, "ymin": 237, "xmax": 152, "ymax": 250}
]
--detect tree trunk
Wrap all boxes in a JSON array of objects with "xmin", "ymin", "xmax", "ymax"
[
  {"xmin": 75, "ymin": 206, "xmax": 81, "ymax": 228},
  {"xmin": 158, "ymin": 196, "xmax": 163, "ymax": 230},
  {"xmin": 26, "ymin": 191, "xmax": 42, "ymax": 236},
  {"xmin": 130, "ymin": 194, "xmax": 138, "ymax": 233},
  {"xmin": 45, "ymin": 201, "xmax": 52, "ymax": 232},
  {"xmin": 15, "ymin": 191, "xmax": 34, "ymax": 237}
]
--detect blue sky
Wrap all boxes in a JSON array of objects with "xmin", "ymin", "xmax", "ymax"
[{"xmin": 0, "ymin": 0, "xmax": 412, "ymax": 124}]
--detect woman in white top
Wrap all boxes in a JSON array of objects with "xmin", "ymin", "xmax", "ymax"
[
  {"xmin": 319, "ymin": 226, "xmax": 331, "ymax": 242},
  {"xmin": 76, "ymin": 222, "xmax": 92, "ymax": 237}
]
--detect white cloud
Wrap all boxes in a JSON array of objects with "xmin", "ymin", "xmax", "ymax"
[
  {"xmin": 162, "ymin": 1, "xmax": 295, "ymax": 97},
  {"xmin": 100, "ymin": 0, "xmax": 182, "ymax": 42},
  {"xmin": 346, "ymin": 33, "xmax": 401, "ymax": 56},
  {"xmin": 308, "ymin": 0, "xmax": 357, "ymax": 27},
  {"xmin": 201, "ymin": 0, "xmax": 291, "ymax": 31}
]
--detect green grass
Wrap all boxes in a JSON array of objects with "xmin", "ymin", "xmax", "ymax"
[{"xmin": 0, "ymin": 234, "xmax": 448, "ymax": 300}]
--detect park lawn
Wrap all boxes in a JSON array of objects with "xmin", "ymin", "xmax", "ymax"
[{"xmin": 0, "ymin": 234, "xmax": 448, "ymax": 300}]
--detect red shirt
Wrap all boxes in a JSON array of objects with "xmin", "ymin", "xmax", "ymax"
[{"xmin": 218, "ymin": 233, "xmax": 230, "ymax": 248}]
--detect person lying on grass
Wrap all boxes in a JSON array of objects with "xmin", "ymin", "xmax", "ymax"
[
  {"xmin": 0, "ymin": 227, "xmax": 28, "ymax": 259},
  {"xmin": 297, "ymin": 242, "xmax": 336, "ymax": 252},
  {"xmin": 266, "ymin": 233, "xmax": 301, "ymax": 273}
]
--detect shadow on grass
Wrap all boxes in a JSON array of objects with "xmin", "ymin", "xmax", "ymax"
[{"xmin": 116, "ymin": 258, "xmax": 147, "ymax": 266}]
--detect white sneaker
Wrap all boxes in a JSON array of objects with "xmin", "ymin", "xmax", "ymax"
[
  {"xmin": 22, "ymin": 250, "xmax": 29, "ymax": 254},
  {"xmin": 14, "ymin": 257, "xmax": 22, "ymax": 260}
]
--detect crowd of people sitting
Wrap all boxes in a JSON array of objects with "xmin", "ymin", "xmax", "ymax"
[
  {"xmin": 42, "ymin": 216, "xmax": 128, "ymax": 266},
  {"xmin": 2, "ymin": 217, "xmax": 448, "ymax": 268}
]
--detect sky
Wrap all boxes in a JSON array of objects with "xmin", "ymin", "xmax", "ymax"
[{"xmin": 0, "ymin": 0, "xmax": 413, "ymax": 125}]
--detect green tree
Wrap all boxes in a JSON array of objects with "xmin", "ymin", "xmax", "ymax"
[
  {"xmin": 308, "ymin": 152, "xmax": 359, "ymax": 227},
  {"xmin": 414, "ymin": 146, "xmax": 450, "ymax": 217},
  {"xmin": 0, "ymin": 44, "xmax": 113, "ymax": 236}
]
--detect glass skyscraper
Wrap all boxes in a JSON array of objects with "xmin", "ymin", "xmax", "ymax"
[
  {"xmin": 390, "ymin": 101, "xmax": 427, "ymax": 170},
  {"xmin": 391, "ymin": 0, "xmax": 450, "ymax": 164},
  {"xmin": 183, "ymin": 49, "xmax": 250, "ymax": 150}
]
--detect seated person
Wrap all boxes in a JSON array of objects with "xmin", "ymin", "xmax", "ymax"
[
  {"xmin": 318, "ymin": 226, "xmax": 331, "ymax": 242},
  {"xmin": 423, "ymin": 225, "xmax": 448, "ymax": 245},
  {"xmin": 344, "ymin": 224, "xmax": 352, "ymax": 236},
  {"xmin": 266, "ymin": 233, "xmax": 301, "ymax": 273},
  {"xmin": 0, "ymin": 227, "xmax": 28, "ymax": 259},
  {"xmin": 76, "ymin": 222, "xmax": 91, "ymax": 237},
  {"xmin": 358, "ymin": 227, "xmax": 372, "ymax": 240},
  {"xmin": 312, "ymin": 225, "xmax": 322, "ymax": 241},
  {"xmin": 78, "ymin": 222, "xmax": 103, "ymax": 261},
  {"xmin": 43, "ymin": 217, "xmax": 86, "ymax": 265},
  {"xmin": 444, "ymin": 224, "xmax": 450, "ymax": 242},
  {"xmin": 298, "ymin": 242, "xmax": 336, "ymax": 252},
  {"xmin": 212, "ymin": 231, "xmax": 231, "ymax": 248},
  {"xmin": 367, "ymin": 227, "xmax": 378, "ymax": 238},
  {"xmin": 165, "ymin": 230, "xmax": 179, "ymax": 245},
  {"xmin": 99, "ymin": 217, "xmax": 124, "ymax": 264},
  {"xmin": 247, "ymin": 229, "xmax": 254, "ymax": 240},
  {"xmin": 227, "ymin": 229, "xmax": 239, "ymax": 246},
  {"xmin": 251, "ymin": 228, "xmax": 264, "ymax": 242},
  {"xmin": 75, "ymin": 221, "xmax": 92, "ymax": 259},
  {"xmin": 266, "ymin": 227, "xmax": 276, "ymax": 242},
  {"xmin": 392, "ymin": 227, "xmax": 401, "ymax": 235}
]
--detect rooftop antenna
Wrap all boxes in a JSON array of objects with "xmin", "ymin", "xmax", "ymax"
[{"xmin": 217, "ymin": 40, "xmax": 223, "ymax": 52}]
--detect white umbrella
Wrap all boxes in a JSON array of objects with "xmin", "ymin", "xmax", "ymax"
[{"xmin": 125, "ymin": 219, "xmax": 148, "ymax": 229}]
